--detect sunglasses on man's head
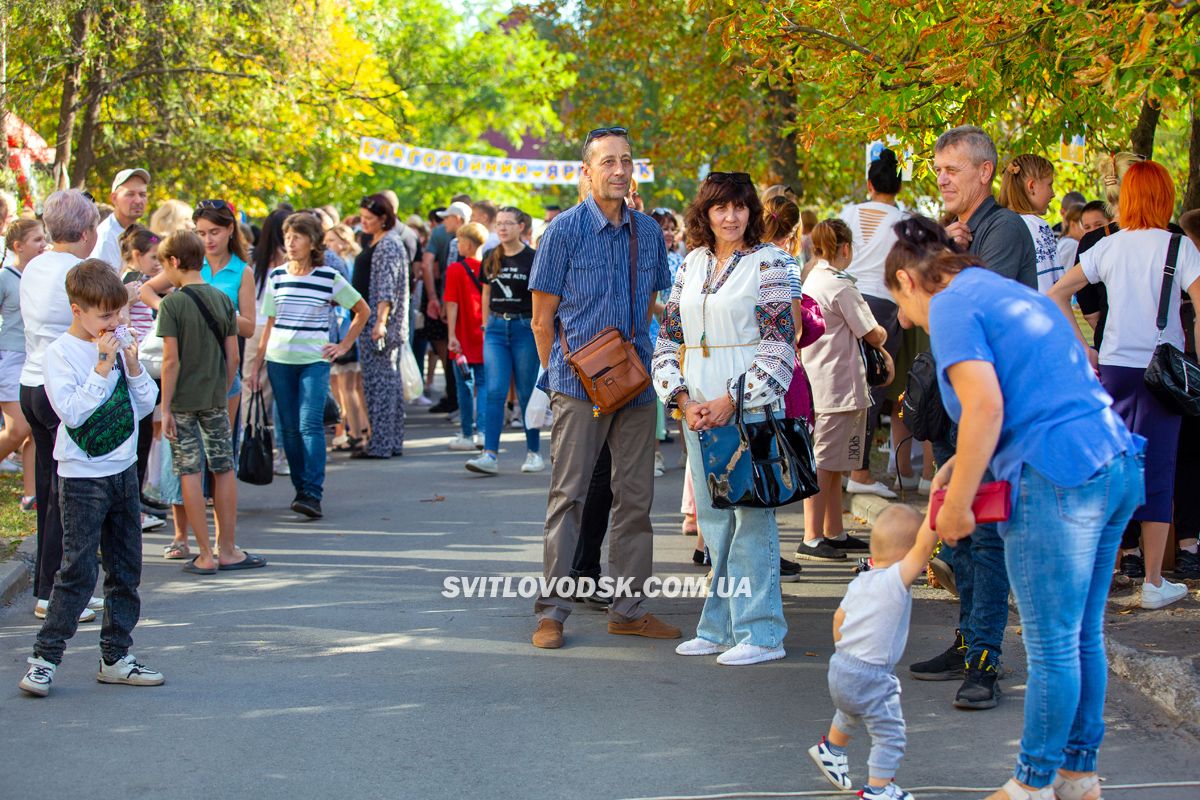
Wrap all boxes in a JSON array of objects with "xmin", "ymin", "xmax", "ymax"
[
  {"xmin": 705, "ymin": 172, "xmax": 753, "ymax": 186},
  {"xmin": 583, "ymin": 126, "xmax": 628, "ymax": 148}
]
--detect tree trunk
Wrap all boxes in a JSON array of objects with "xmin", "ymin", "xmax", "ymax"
[
  {"xmin": 764, "ymin": 85, "xmax": 799, "ymax": 190},
  {"xmin": 52, "ymin": 6, "xmax": 91, "ymax": 190},
  {"xmin": 1183, "ymin": 100, "xmax": 1200, "ymax": 213},
  {"xmin": 1130, "ymin": 95, "xmax": 1160, "ymax": 159},
  {"xmin": 70, "ymin": 55, "xmax": 107, "ymax": 188}
]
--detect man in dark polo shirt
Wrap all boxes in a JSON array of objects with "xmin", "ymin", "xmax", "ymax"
[
  {"xmin": 526, "ymin": 127, "xmax": 679, "ymax": 650},
  {"xmin": 908, "ymin": 126, "xmax": 1036, "ymax": 711}
]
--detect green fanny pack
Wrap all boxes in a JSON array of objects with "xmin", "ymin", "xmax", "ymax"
[{"xmin": 66, "ymin": 358, "xmax": 135, "ymax": 458}]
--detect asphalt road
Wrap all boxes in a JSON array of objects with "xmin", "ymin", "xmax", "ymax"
[{"xmin": 1, "ymin": 414, "xmax": 1196, "ymax": 800}]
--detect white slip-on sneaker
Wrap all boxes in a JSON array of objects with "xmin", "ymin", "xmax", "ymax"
[
  {"xmin": 918, "ymin": 478, "xmax": 933, "ymax": 495},
  {"xmin": 448, "ymin": 435, "xmax": 477, "ymax": 452},
  {"xmin": 465, "ymin": 453, "xmax": 499, "ymax": 475},
  {"xmin": 716, "ymin": 642, "xmax": 786, "ymax": 666},
  {"xmin": 844, "ymin": 479, "xmax": 898, "ymax": 499},
  {"xmin": 34, "ymin": 600, "xmax": 96, "ymax": 623},
  {"xmin": 19, "ymin": 656, "xmax": 56, "ymax": 697},
  {"xmin": 141, "ymin": 512, "xmax": 165, "ymax": 531},
  {"xmin": 894, "ymin": 472, "xmax": 919, "ymax": 491},
  {"xmin": 1140, "ymin": 578, "xmax": 1189, "ymax": 610},
  {"xmin": 807, "ymin": 737, "xmax": 852, "ymax": 791},
  {"xmin": 97, "ymin": 654, "xmax": 165, "ymax": 686},
  {"xmin": 674, "ymin": 637, "xmax": 726, "ymax": 656},
  {"xmin": 521, "ymin": 452, "xmax": 545, "ymax": 473},
  {"xmin": 86, "ymin": 596, "xmax": 104, "ymax": 612}
]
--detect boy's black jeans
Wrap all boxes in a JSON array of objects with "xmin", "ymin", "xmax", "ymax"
[{"xmin": 33, "ymin": 465, "xmax": 143, "ymax": 665}]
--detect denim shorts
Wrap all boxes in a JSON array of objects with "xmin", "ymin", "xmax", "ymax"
[{"xmin": 171, "ymin": 407, "xmax": 234, "ymax": 475}]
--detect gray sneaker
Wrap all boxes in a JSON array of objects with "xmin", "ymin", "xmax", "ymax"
[
  {"xmin": 19, "ymin": 656, "xmax": 56, "ymax": 697},
  {"xmin": 97, "ymin": 654, "xmax": 165, "ymax": 687}
]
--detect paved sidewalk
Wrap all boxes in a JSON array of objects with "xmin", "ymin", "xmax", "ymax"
[{"xmin": 0, "ymin": 416, "xmax": 1196, "ymax": 799}]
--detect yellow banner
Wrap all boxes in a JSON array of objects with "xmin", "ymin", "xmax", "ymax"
[{"xmin": 358, "ymin": 137, "xmax": 655, "ymax": 186}]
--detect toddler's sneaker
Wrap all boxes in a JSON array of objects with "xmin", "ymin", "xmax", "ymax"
[
  {"xmin": 521, "ymin": 452, "xmax": 545, "ymax": 473},
  {"xmin": 97, "ymin": 654, "xmax": 165, "ymax": 687},
  {"xmin": 807, "ymin": 737, "xmax": 852, "ymax": 791},
  {"xmin": 18, "ymin": 656, "xmax": 56, "ymax": 697},
  {"xmin": 859, "ymin": 783, "xmax": 913, "ymax": 799}
]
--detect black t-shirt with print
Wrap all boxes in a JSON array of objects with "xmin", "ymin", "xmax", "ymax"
[{"xmin": 487, "ymin": 246, "xmax": 535, "ymax": 316}]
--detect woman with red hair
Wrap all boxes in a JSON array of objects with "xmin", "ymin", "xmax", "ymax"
[{"xmin": 1050, "ymin": 160, "xmax": 1200, "ymax": 610}]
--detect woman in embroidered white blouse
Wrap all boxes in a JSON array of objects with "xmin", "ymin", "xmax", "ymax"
[{"xmin": 652, "ymin": 172, "xmax": 797, "ymax": 666}]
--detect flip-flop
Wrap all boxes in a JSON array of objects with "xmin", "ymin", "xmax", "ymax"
[
  {"xmin": 218, "ymin": 553, "xmax": 268, "ymax": 571},
  {"xmin": 181, "ymin": 557, "xmax": 217, "ymax": 575}
]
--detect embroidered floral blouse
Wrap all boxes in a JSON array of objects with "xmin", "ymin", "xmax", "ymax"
[{"xmin": 652, "ymin": 243, "xmax": 796, "ymax": 410}]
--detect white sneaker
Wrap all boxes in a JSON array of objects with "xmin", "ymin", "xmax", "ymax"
[
  {"xmin": 845, "ymin": 479, "xmax": 897, "ymax": 499},
  {"xmin": 807, "ymin": 737, "xmax": 852, "ymax": 791},
  {"xmin": 716, "ymin": 642, "xmax": 786, "ymax": 665},
  {"xmin": 86, "ymin": 596, "xmax": 104, "ymax": 612},
  {"xmin": 273, "ymin": 453, "xmax": 290, "ymax": 476},
  {"xmin": 521, "ymin": 452, "xmax": 545, "ymax": 473},
  {"xmin": 465, "ymin": 453, "xmax": 499, "ymax": 475},
  {"xmin": 509, "ymin": 408, "xmax": 523, "ymax": 428},
  {"xmin": 653, "ymin": 451, "xmax": 666, "ymax": 477},
  {"xmin": 34, "ymin": 599, "xmax": 96, "ymax": 623},
  {"xmin": 0, "ymin": 457, "xmax": 21, "ymax": 473},
  {"xmin": 18, "ymin": 656, "xmax": 56, "ymax": 697},
  {"xmin": 472, "ymin": 433, "xmax": 484, "ymax": 449},
  {"xmin": 411, "ymin": 394, "xmax": 434, "ymax": 407},
  {"xmin": 448, "ymin": 435, "xmax": 477, "ymax": 451},
  {"xmin": 141, "ymin": 512, "xmax": 165, "ymax": 531},
  {"xmin": 1141, "ymin": 578, "xmax": 1189, "ymax": 609},
  {"xmin": 894, "ymin": 472, "xmax": 919, "ymax": 491},
  {"xmin": 919, "ymin": 478, "xmax": 933, "ymax": 495},
  {"xmin": 675, "ymin": 637, "xmax": 727, "ymax": 656},
  {"xmin": 96, "ymin": 654, "xmax": 165, "ymax": 686}
]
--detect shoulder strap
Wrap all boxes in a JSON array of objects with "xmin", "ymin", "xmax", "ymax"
[
  {"xmin": 180, "ymin": 285, "xmax": 228, "ymax": 360},
  {"xmin": 1155, "ymin": 234, "xmax": 1183, "ymax": 332},
  {"xmin": 628, "ymin": 209, "xmax": 639, "ymax": 340},
  {"xmin": 463, "ymin": 261, "xmax": 483, "ymax": 293}
]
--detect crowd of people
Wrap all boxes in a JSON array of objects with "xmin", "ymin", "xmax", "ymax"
[{"xmin": 2, "ymin": 121, "xmax": 1199, "ymax": 800}]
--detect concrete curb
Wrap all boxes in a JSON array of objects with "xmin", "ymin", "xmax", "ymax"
[
  {"xmin": 0, "ymin": 536, "xmax": 36, "ymax": 608},
  {"xmin": 847, "ymin": 491, "xmax": 1200, "ymax": 730}
]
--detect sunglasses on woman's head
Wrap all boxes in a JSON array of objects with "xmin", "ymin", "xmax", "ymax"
[
  {"xmin": 360, "ymin": 197, "xmax": 387, "ymax": 216},
  {"xmin": 196, "ymin": 199, "xmax": 233, "ymax": 214},
  {"xmin": 705, "ymin": 172, "xmax": 753, "ymax": 186}
]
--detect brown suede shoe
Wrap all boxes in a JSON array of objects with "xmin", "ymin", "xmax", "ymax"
[
  {"xmin": 531, "ymin": 618, "xmax": 564, "ymax": 649},
  {"xmin": 607, "ymin": 612, "xmax": 682, "ymax": 639}
]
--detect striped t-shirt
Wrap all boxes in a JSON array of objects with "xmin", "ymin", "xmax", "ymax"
[{"xmin": 263, "ymin": 265, "xmax": 362, "ymax": 365}]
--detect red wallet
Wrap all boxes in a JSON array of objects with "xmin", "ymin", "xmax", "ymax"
[{"xmin": 929, "ymin": 481, "xmax": 1012, "ymax": 530}]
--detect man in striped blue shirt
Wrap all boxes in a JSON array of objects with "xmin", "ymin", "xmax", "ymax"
[{"xmin": 527, "ymin": 128, "xmax": 678, "ymax": 649}]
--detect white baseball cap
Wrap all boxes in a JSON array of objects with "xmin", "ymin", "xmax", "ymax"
[
  {"xmin": 111, "ymin": 168, "xmax": 150, "ymax": 193},
  {"xmin": 437, "ymin": 201, "xmax": 472, "ymax": 221}
]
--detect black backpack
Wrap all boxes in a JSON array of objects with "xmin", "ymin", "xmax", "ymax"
[{"xmin": 899, "ymin": 352, "xmax": 951, "ymax": 443}]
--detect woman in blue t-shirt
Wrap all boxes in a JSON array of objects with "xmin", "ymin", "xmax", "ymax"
[{"xmin": 883, "ymin": 216, "xmax": 1142, "ymax": 800}]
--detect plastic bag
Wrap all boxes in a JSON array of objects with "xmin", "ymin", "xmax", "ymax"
[
  {"xmin": 525, "ymin": 387, "xmax": 552, "ymax": 430},
  {"xmin": 399, "ymin": 343, "xmax": 424, "ymax": 403}
]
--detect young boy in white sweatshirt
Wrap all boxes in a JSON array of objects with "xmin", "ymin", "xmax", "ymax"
[{"xmin": 19, "ymin": 259, "xmax": 162, "ymax": 697}]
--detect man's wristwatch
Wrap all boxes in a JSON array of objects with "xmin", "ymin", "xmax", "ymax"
[{"xmin": 98, "ymin": 352, "xmax": 109, "ymax": 362}]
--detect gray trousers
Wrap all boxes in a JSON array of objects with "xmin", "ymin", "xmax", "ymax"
[
  {"xmin": 535, "ymin": 393, "xmax": 656, "ymax": 623},
  {"xmin": 828, "ymin": 651, "xmax": 907, "ymax": 780}
]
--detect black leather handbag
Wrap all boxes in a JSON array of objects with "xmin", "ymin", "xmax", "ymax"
[
  {"xmin": 1144, "ymin": 234, "xmax": 1200, "ymax": 417},
  {"xmin": 860, "ymin": 341, "xmax": 891, "ymax": 387},
  {"xmin": 697, "ymin": 375, "xmax": 821, "ymax": 509}
]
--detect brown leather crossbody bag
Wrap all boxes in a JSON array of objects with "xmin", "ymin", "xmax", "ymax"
[{"xmin": 558, "ymin": 220, "xmax": 651, "ymax": 415}]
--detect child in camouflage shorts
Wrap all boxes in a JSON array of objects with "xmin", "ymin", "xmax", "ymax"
[{"xmin": 156, "ymin": 230, "xmax": 265, "ymax": 575}]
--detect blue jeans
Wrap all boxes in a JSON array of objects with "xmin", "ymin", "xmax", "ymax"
[
  {"xmin": 1003, "ymin": 451, "xmax": 1143, "ymax": 788},
  {"xmin": 683, "ymin": 424, "xmax": 786, "ymax": 648},
  {"xmin": 950, "ymin": 515, "xmax": 1009, "ymax": 670},
  {"xmin": 35, "ymin": 465, "xmax": 142, "ymax": 665},
  {"xmin": 267, "ymin": 360, "xmax": 330, "ymax": 501},
  {"xmin": 454, "ymin": 361, "xmax": 486, "ymax": 438},
  {"xmin": 483, "ymin": 317, "xmax": 540, "ymax": 455}
]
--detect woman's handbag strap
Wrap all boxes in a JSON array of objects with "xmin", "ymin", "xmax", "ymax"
[{"xmin": 1155, "ymin": 233, "xmax": 1183, "ymax": 333}]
